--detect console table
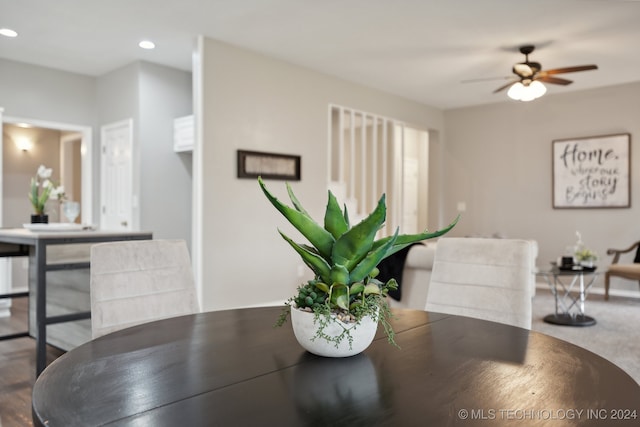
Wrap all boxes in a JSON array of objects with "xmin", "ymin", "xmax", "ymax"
[{"xmin": 0, "ymin": 228, "xmax": 152, "ymax": 376}]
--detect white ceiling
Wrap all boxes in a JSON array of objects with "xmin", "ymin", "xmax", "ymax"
[{"xmin": 2, "ymin": 0, "xmax": 640, "ymax": 109}]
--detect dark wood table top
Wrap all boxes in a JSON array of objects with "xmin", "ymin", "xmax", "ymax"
[{"xmin": 32, "ymin": 307, "xmax": 640, "ymax": 426}]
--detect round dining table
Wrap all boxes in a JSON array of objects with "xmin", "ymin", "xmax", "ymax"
[{"xmin": 32, "ymin": 307, "xmax": 640, "ymax": 426}]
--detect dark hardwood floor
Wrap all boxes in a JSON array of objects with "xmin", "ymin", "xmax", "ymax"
[{"xmin": 0, "ymin": 298, "xmax": 65, "ymax": 427}]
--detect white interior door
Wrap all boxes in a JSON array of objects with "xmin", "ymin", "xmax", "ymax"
[{"xmin": 100, "ymin": 119, "xmax": 135, "ymax": 231}]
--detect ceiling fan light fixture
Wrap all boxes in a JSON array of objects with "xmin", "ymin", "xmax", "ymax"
[
  {"xmin": 507, "ymin": 82, "xmax": 524, "ymax": 100},
  {"xmin": 529, "ymin": 80, "xmax": 547, "ymax": 97},
  {"xmin": 507, "ymin": 80, "xmax": 546, "ymax": 102}
]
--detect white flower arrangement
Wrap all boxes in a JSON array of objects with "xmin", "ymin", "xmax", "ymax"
[{"xmin": 28, "ymin": 165, "xmax": 65, "ymax": 215}]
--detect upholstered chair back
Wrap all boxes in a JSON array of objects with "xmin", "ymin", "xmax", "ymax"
[
  {"xmin": 425, "ymin": 237, "xmax": 533, "ymax": 329},
  {"xmin": 90, "ymin": 239, "xmax": 199, "ymax": 339}
]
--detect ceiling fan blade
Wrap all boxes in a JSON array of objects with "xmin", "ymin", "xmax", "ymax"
[
  {"xmin": 542, "ymin": 65, "xmax": 598, "ymax": 75},
  {"xmin": 537, "ymin": 76, "xmax": 573, "ymax": 85},
  {"xmin": 461, "ymin": 76, "xmax": 512, "ymax": 84},
  {"xmin": 493, "ymin": 80, "xmax": 519, "ymax": 93}
]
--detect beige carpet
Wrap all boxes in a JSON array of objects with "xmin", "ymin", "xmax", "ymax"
[{"xmin": 532, "ymin": 287, "xmax": 639, "ymax": 385}]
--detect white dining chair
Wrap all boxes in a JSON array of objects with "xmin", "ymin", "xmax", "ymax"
[
  {"xmin": 90, "ymin": 239, "xmax": 200, "ymax": 339},
  {"xmin": 425, "ymin": 237, "xmax": 533, "ymax": 329}
]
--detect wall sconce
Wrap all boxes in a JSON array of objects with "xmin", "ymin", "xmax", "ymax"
[{"xmin": 15, "ymin": 137, "xmax": 34, "ymax": 151}]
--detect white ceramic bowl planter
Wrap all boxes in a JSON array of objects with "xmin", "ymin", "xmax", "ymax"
[{"xmin": 291, "ymin": 306, "xmax": 379, "ymax": 357}]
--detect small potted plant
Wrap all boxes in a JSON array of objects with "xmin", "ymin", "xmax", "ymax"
[
  {"xmin": 573, "ymin": 231, "xmax": 597, "ymax": 268},
  {"xmin": 258, "ymin": 177, "xmax": 458, "ymax": 357},
  {"xmin": 28, "ymin": 165, "xmax": 66, "ymax": 224},
  {"xmin": 575, "ymin": 248, "xmax": 597, "ymax": 268}
]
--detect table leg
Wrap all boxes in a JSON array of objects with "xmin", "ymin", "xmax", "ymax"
[
  {"xmin": 33, "ymin": 241, "xmax": 47, "ymax": 377},
  {"xmin": 578, "ymin": 273, "xmax": 586, "ymax": 316},
  {"xmin": 544, "ymin": 275, "xmax": 559, "ymax": 316}
]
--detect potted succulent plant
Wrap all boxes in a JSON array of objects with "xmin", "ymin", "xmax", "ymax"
[{"xmin": 258, "ymin": 177, "xmax": 458, "ymax": 357}]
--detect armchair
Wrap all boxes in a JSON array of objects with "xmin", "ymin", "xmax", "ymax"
[{"xmin": 604, "ymin": 240, "xmax": 640, "ymax": 300}]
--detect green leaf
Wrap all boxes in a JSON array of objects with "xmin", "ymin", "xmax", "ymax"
[
  {"xmin": 286, "ymin": 182, "xmax": 309, "ymax": 215},
  {"xmin": 314, "ymin": 282, "xmax": 330, "ymax": 293},
  {"xmin": 350, "ymin": 229, "xmax": 399, "ymax": 283},
  {"xmin": 259, "ymin": 177, "xmax": 335, "ymax": 260},
  {"xmin": 373, "ymin": 214, "xmax": 460, "ymax": 259},
  {"xmin": 342, "ymin": 204, "xmax": 350, "ymax": 229},
  {"xmin": 349, "ymin": 282, "xmax": 365, "ymax": 295},
  {"xmin": 324, "ymin": 191, "xmax": 349, "ymax": 239},
  {"xmin": 332, "ymin": 194, "xmax": 386, "ymax": 270},
  {"xmin": 385, "ymin": 278, "xmax": 398, "ymax": 292},
  {"xmin": 330, "ymin": 284, "xmax": 349, "ymax": 310},
  {"xmin": 278, "ymin": 230, "xmax": 331, "ymax": 284},
  {"xmin": 29, "ymin": 178, "xmax": 40, "ymax": 211},
  {"xmin": 363, "ymin": 283, "xmax": 381, "ymax": 295},
  {"xmin": 330, "ymin": 264, "xmax": 350, "ymax": 285},
  {"xmin": 39, "ymin": 184, "xmax": 52, "ymax": 205}
]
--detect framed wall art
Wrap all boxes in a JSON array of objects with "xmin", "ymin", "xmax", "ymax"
[
  {"xmin": 237, "ymin": 150, "xmax": 301, "ymax": 181},
  {"xmin": 552, "ymin": 133, "xmax": 631, "ymax": 209}
]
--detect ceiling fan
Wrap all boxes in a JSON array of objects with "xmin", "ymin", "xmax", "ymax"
[{"xmin": 494, "ymin": 45, "xmax": 598, "ymax": 101}]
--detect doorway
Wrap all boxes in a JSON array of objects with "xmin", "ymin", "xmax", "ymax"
[
  {"xmin": 1, "ymin": 116, "xmax": 93, "ymax": 226},
  {"xmin": 0, "ymin": 115, "xmax": 93, "ymax": 296}
]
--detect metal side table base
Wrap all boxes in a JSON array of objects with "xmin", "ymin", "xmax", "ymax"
[
  {"xmin": 537, "ymin": 266, "xmax": 600, "ymax": 328},
  {"xmin": 544, "ymin": 313, "xmax": 596, "ymax": 326}
]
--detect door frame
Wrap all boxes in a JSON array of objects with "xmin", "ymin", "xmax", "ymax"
[{"xmin": 2, "ymin": 115, "xmax": 94, "ymax": 226}]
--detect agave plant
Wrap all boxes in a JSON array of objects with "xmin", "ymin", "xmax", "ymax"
[{"xmin": 258, "ymin": 177, "xmax": 458, "ymax": 345}]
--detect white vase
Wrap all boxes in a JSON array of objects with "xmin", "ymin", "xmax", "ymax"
[{"xmin": 290, "ymin": 306, "xmax": 378, "ymax": 357}]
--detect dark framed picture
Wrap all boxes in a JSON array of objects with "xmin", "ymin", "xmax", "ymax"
[
  {"xmin": 237, "ymin": 150, "xmax": 301, "ymax": 180},
  {"xmin": 552, "ymin": 133, "xmax": 631, "ymax": 209}
]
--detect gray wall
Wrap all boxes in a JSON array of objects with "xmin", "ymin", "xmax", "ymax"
[
  {"xmin": 443, "ymin": 82, "xmax": 640, "ymax": 294},
  {"xmin": 138, "ymin": 62, "xmax": 193, "ymax": 245},
  {"xmin": 96, "ymin": 63, "xmax": 139, "ymax": 125},
  {"xmin": 197, "ymin": 38, "xmax": 446, "ymax": 310},
  {"xmin": 0, "ymin": 58, "xmax": 97, "ymax": 125}
]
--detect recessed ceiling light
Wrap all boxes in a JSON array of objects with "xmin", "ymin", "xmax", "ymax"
[
  {"xmin": 16, "ymin": 122, "xmax": 33, "ymax": 128},
  {"xmin": 139, "ymin": 40, "xmax": 155, "ymax": 50},
  {"xmin": 0, "ymin": 28, "xmax": 18, "ymax": 38}
]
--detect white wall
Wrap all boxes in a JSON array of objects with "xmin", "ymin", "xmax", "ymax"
[
  {"xmin": 197, "ymin": 38, "xmax": 445, "ymax": 310},
  {"xmin": 443, "ymin": 82, "xmax": 640, "ymax": 293}
]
